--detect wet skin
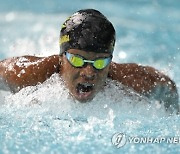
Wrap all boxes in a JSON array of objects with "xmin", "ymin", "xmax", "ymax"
[
  {"xmin": 0, "ymin": 50, "xmax": 179, "ymax": 113},
  {"xmin": 60, "ymin": 49, "xmax": 111, "ymax": 102}
]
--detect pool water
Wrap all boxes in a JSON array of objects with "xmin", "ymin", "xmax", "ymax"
[{"xmin": 0, "ymin": 0, "xmax": 180, "ymax": 153}]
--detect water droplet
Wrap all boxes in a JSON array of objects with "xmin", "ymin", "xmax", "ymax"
[
  {"xmin": 5, "ymin": 12, "xmax": 16, "ymax": 22},
  {"xmin": 118, "ymin": 51, "xmax": 127, "ymax": 59}
]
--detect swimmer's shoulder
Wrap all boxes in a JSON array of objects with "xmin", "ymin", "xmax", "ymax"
[
  {"xmin": 108, "ymin": 62, "xmax": 176, "ymax": 94},
  {"xmin": 108, "ymin": 62, "xmax": 179, "ymax": 113},
  {"xmin": 0, "ymin": 55, "xmax": 60, "ymax": 92}
]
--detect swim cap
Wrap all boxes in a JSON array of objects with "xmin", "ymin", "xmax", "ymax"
[{"xmin": 59, "ymin": 9, "xmax": 116, "ymax": 55}]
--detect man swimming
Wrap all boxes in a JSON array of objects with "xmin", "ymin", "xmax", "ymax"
[{"xmin": 0, "ymin": 9, "xmax": 179, "ymax": 113}]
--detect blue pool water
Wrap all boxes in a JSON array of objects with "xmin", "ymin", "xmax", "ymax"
[{"xmin": 0, "ymin": 0, "xmax": 180, "ymax": 153}]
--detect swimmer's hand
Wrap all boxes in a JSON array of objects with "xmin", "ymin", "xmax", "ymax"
[
  {"xmin": 108, "ymin": 62, "xmax": 179, "ymax": 114},
  {"xmin": 0, "ymin": 55, "xmax": 60, "ymax": 92}
]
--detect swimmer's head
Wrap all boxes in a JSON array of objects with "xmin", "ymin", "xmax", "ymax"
[
  {"xmin": 59, "ymin": 9, "xmax": 115, "ymax": 102},
  {"xmin": 59, "ymin": 9, "xmax": 116, "ymax": 55}
]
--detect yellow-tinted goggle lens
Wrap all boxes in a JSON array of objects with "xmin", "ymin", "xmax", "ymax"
[
  {"xmin": 93, "ymin": 59, "xmax": 106, "ymax": 69},
  {"xmin": 65, "ymin": 52, "xmax": 111, "ymax": 70},
  {"xmin": 70, "ymin": 56, "xmax": 84, "ymax": 67}
]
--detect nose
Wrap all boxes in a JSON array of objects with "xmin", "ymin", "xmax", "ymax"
[{"xmin": 80, "ymin": 64, "xmax": 96, "ymax": 80}]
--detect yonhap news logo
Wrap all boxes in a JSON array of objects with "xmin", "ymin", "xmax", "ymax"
[
  {"xmin": 111, "ymin": 133, "xmax": 127, "ymax": 148},
  {"xmin": 111, "ymin": 132, "xmax": 180, "ymax": 148}
]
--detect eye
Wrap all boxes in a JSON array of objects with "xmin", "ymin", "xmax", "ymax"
[
  {"xmin": 70, "ymin": 56, "xmax": 84, "ymax": 67},
  {"xmin": 94, "ymin": 59, "xmax": 106, "ymax": 69}
]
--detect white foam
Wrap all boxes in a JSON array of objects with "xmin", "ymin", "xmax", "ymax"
[{"xmin": 2, "ymin": 73, "xmax": 167, "ymax": 122}]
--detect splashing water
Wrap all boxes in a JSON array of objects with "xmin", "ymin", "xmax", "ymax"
[
  {"xmin": 0, "ymin": 0, "xmax": 180, "ymax": 153},
  {"xmin": 0, "ymin": 74, "xmax": 179, "ymax": 153}
]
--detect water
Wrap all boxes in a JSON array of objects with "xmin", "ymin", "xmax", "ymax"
[{"xmin": 0, "ymin": 0, "xmax": 180, "ymax": 153}]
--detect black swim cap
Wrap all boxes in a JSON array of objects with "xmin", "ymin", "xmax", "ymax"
[{"xmin": 59, "ymin": 9, "xmax": 116, "ymax": 55}]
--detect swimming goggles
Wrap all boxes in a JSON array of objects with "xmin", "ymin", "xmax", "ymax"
[{"xmin": 64, "ymin": 51, "xmax": 112, "ymax": 70}]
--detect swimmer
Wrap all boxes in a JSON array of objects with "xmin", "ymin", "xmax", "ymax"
[{"xmin": 0, "ymin": 9, "xmax": 179, "ymax": 113}]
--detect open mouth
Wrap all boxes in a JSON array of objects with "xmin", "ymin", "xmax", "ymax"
[
  {"xmin": 75, "ymin": 83, "xmax": 95, "ymax": 101},
  {"xmin": 76, "ymin": 83, "xmax": 94, "ymax": 93}
]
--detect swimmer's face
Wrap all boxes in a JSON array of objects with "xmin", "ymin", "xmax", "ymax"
[{"xmin": 60, "ymin": 49, "xmax": 112, "ymax": 102}]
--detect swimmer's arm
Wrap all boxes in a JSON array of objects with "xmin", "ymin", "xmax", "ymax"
[
  {"xmin": 108, "ymin": 62, "xmax": 179, "ymax": 113},
  {"xmin": 0, "ymin": 55, "xmax": 60, "ymax": 92}
]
